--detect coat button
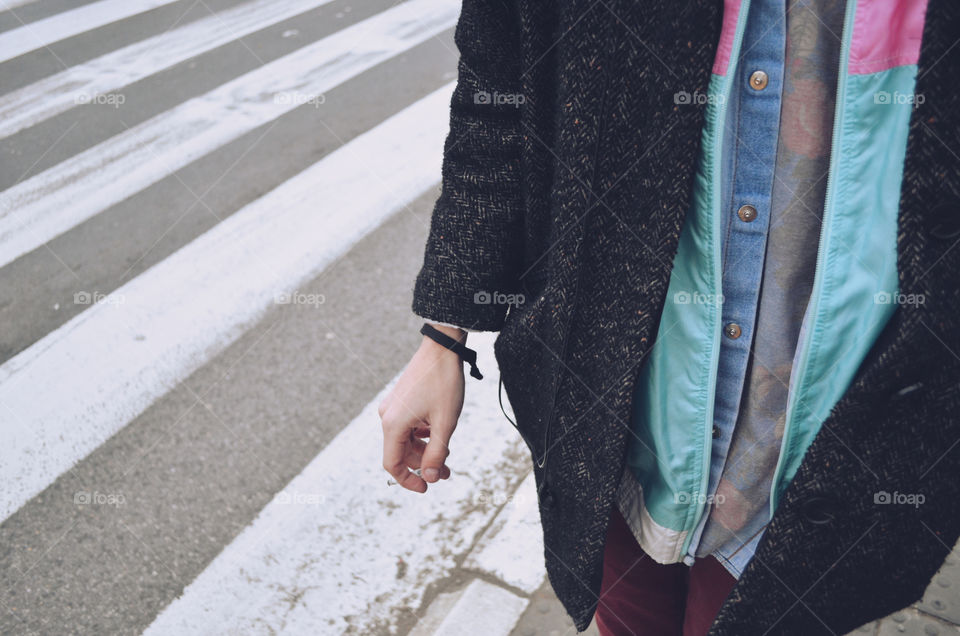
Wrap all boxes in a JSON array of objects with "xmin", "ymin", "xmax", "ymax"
[
  {"xmin": 929, "ymin": 201, "xmax": 960, "ymax": 240},
  {"xmin": 929, "ymin": 223, "xmax": 960, "ymax": 240},
  {"xmin": 541, "ymin": 487, "xmax": 555, "ymax": 511},
  {"xmin": 801, "ymin": 494, "xmax": 839, "ymax": 525}
]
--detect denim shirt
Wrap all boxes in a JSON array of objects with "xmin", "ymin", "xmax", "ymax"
[{"xmin": 684, "ymin": 0, "xmax": 846, "ymax": 577}]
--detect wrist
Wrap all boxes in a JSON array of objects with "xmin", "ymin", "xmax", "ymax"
[
  {"xmin": 423, "ymin": 322, "xmax": 466, "ymax": 344},
  {"xmin": 420, "ymin": 322, "xmax": 482, "ymax": 380},
  {"xmin": 419, "ymin": 335, "xmax": 464, "ymax": 370}
]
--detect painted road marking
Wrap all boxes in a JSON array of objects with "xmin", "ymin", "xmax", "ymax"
[
  {"xmin": 144, "ymin": 334, "xmax": 530, "ymax": 635},
  {"xmin": 0, "ymin": 0, "xmax": 458, "ymax": 269},
  {"xmin": 0, "ymin": 0, "xmax": 343, "ymax": 138},
  {"xmin": 0, "ymin": 82, "xmax": 454, "ymax": 521},
  {"xmin": 0, "ymin": 0, "xmax": 181, "ymax": 63}
]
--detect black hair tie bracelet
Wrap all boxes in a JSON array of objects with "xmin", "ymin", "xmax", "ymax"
[{"xmin": 420, "ymin": 323, "xmax": 483, "ymax": 380}]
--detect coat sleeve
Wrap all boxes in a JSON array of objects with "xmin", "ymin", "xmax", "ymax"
[{"xmin": 411, "ymin": 0, "xmax": 525, "ymax": 332}]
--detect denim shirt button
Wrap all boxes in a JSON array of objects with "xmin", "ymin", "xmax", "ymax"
[
  {"xmin": 724, "ymin": 323, "xmax": 742, "ymax": 339},
  {"xmin": 749, "ymin": 69, "xmax": 769, "ymax": 90},
  {"xmin": 737, "ymin": 204, "xmax": 758, "ymax": 222}
]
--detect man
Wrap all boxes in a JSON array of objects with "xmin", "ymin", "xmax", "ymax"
[{"xmin": 378, "ymin": 0, "xmax": 960, "ymax": 633}]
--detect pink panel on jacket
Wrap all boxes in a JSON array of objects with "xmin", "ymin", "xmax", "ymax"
[
  {"xmin": 711, "ymin": 0, "xmax": 742, "ymax": 76},
  {"xmin": 848, "ymin": 0, "xmax": 928, "ymax": 74}
]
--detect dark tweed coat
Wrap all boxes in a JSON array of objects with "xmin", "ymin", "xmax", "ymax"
[{"xmin": 411, "ymin": 0, "xmax": 960, "ymax": 632}]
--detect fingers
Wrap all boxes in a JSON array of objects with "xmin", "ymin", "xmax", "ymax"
[
  {"xmin": 382, "ymin": 420, "xmax": 451, "ymax": 493},
  {"xmin": 382, "ymin": 416, "xmax": 427, "ymax": 493},
  {"xmin": 377, "ymin": 396, "xmax": 391, "ymax": 419},
  {"xmin": 421, "ymin": 412, "xmax": 455, "ymax": 484},
  {"xmin": 412, "ymin": 425, "xmax": 431, "ymax": 439},
  {"xmin": 402, "ymin": 437, "xmax": 450, "ymax": 478},
  {"xmin": 403, "ymin": 435, "xmax": 426, "ymax": 470}
]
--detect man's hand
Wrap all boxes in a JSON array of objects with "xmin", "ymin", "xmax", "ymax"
[{"xmin": 378, "ymin": 324, "xmax": 466, "ymax": 493}]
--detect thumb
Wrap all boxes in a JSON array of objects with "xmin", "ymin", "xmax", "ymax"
[{"xmin": 421, "ymin": 412, "xmax": 455, "ymax": 483}]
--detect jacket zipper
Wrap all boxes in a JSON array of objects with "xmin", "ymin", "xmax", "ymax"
[
  {"xmin": 768, "ymin": 0, "xmax": 857, "ymax": 515},
  {"xmin": 679, "ymin": 0, "xmax": 752, "ymax": 557}
]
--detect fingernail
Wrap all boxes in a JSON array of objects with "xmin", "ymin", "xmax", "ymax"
[{"xmin": 424, "ymin": 468, "xmax": 439, "ymax": 482}]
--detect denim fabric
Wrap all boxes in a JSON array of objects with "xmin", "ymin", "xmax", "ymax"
[
  {"xmin": 682, "ymin": 0, "xmax": 787, "ymax": 574},
  {"xmin": 686, "ymin": 0, "xmax": 847, "ymax": 579}
]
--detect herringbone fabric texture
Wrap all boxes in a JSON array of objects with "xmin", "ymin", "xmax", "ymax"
[{"xmin": 412, "ymin": 0, "xmax": 960, "ymax": 632}]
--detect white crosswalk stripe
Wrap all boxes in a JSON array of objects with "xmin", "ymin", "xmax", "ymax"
[
  {"xmin": 0, "ymin": 0, "xmax": 459, "ymax": 269},
  {"xmin": 0, "ymin": 81, "xmax": 452, "ymax": 522},
  {"xmin": 0, "ymin": 0, "xmax": 547, "ymax": 633},
  {"xmin": 0, "ymin": 0, "xmax": 40, "ymax": 11},
  {"xmin": 0, "ymin": 0, "xmax": 181, "ymax": 63},
  {"xmin": 143, "ymin": 335, "xmax": 539, "ymax": 635},
  {"xmin": 0, "ymin": 0, "xmax": 342, "ymax": 139}
]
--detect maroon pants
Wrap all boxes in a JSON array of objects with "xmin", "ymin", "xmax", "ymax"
[{"xmin": 594, "ymin": 507, "xmax": 737, "ymax": 636}]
